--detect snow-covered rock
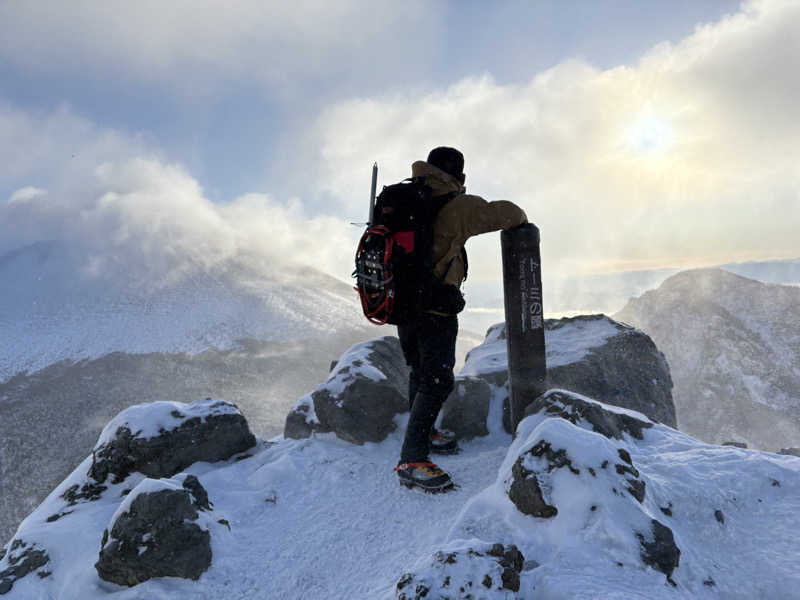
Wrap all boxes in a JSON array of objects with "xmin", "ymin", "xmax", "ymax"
[
  {"xmin": 396, "ymin": 543, "xmax": 525, "ymax": 599},
  {"xmin": 90, "ymin": 398, "xmax": 256, "ymax": 484},
  {"xmin": 284, "ymin": 336, "xmax": 410, "ymax": 444},
  {"xmin": 441, "ymin": 315, "xmax": 675, "ymax": 438},
  {"xmin": 0, "ymin": 539, "xmax": 50, "ymax": 595},
  {"xmin": 615, "ymin": 268, "xmax": 800, "ymax": 449},
  {"xmin": 95, "ymin": 474, "xmax": 214, "ymax": 586},
  {"xmin": 286, "ymin": 315, "xmax": 674, "ymax": 447},
  {"xmin": 4, "ymin": 322, "xmax": 800, "ymax": 599}
]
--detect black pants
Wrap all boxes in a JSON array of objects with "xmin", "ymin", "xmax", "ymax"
[{"xmin": 397, "ymin": 313, "xmax": 458, "ymax": 462}]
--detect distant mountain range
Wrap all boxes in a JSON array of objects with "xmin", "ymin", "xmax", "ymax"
[{"xmin": 615, "ymin": 268, "xmax": 800, "ymax": 449}]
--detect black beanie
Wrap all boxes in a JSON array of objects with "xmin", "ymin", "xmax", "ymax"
[{"xmin": 427, "ymin": 147, "xmax": 464, "ymax": 178}]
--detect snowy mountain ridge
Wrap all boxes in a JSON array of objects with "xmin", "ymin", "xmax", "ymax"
[
  {"xmin": 0, "ymin": 241, "xmax": 369, "ymax": 382},
  {"xmin": 615, "ymin": 268, "xmax": 800, "ymax": 449}
]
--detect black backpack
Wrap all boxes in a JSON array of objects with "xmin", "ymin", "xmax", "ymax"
[{"xmin": 353, "ymin": 178, "xmax": 465, "ymax": 325}]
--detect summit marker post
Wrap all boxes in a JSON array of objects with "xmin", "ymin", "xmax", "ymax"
[{"xmin": 501, "ymin": 223, "xmax": 547, "ymax": 433}]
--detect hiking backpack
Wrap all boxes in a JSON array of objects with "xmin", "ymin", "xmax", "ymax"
[{"xmin": 353, "ymin": 178, "xmax": 463, "ymax": 325}]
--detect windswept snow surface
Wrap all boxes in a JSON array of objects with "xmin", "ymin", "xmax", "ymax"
[{"xmin": 5, "ymin": 404, "xmax": 800, "ymax": 599}]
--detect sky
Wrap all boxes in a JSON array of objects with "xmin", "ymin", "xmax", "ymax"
[{"xmin": 2, "ymin": 0, "xmax": 799, "ymax": 313}]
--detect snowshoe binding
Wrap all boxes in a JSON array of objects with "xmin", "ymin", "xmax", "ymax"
[
  {"xmin": 394, "ymin": 462, "xmax": 455, "ymax": 493},
  {"xmin": 429, "ymin": 428, "xmax": 459, "ymax": 455}
]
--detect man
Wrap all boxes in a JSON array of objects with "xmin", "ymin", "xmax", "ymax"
[{"xmin": 395, "ymin": 147, "xmax": 527, "ymax": 492}]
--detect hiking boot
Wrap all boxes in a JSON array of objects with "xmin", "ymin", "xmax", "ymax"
[
  {"xmin": 429, "ymin": 428, "xmax": 459, "ymax": 455},
  {"xmin": 394, "ymin": 461, "xmax": 454, "ymax": 493}
]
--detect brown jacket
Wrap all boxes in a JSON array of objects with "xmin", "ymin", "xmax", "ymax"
[{"xmin": 411, "ymin": 161, "xmax": 528, "ymax": 288}]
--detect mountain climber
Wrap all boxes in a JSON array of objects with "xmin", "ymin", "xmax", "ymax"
[{"xmin": 395, "ymin": 147, "xmax": 527, "ymax": 492}]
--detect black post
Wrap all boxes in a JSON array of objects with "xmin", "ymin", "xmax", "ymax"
[{"xmin": 501, "ymin": 223, "xmax": 547, "ymax": 433}]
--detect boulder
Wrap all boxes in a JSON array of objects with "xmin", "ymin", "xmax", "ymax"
[
  {"xmin": 284, "ymin": 337, "xmax": 410, "ymax": 444},
  {"xmin": 439, "ymin": 376, "xmax": 494, "ymax": 440},
  {"xmin": 90, "ymin": 398, "xmax": 256, "ymax": 484},
  {"xmin": 95, "ymin": 475, "xmax": 213, "ymax": 586},
  {"xmin": 449, "ymin": 315, "xmax": 675, "ymax": 437},
  {"xmin": 396, "ymin": 543, "xmax": 525, "ymax": 599}
]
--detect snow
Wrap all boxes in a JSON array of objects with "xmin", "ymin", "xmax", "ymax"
[
  {"xmin": 324, "ymin": 339, "xmax": 389, "ymax": 399},
  {"xmin": 0, "ymin": 242, "xmax": 367, "ymax": 383},
  {"xmin": 461, "ymin": 315, "xmax": 625, "ymax": 378},
  {"xmin": 95, "ymin": 398, "xmax": 241, "ymax": 447},
  {"xmin": 4, "ymin": 394, "xmax": 800, "ymax": 599}
]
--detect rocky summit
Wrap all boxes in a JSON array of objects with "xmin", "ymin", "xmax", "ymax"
[
  {"xmin": 285, "ymin": 315, "xmax": 676, "ymax": 445},
  {"xmin": 3, "ymin": 321, "xmax": 799, "ymax": 599}
]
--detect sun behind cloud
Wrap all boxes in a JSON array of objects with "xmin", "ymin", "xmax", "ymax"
[{"xmin": 629, "ymin": 113, "xmax": 674, "ymax": 155}]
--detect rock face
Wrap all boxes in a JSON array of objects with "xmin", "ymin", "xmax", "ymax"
[
  {"xmin": 95, "ymin": 475, "xmax": 213, "ymax": 586},
  {"xmin": 615, "ymin": 268, "xmax": 800, "ymax": 450},
  {"xmin": 284, "ymin": 337, "xmax": 410, "ymax": 444},
  {"xmin": 90, "ymin": 398, "xmax": 256, "ymax": 484},
  {"xmin": 396, "ymin": 543, "xmax": 525, "ymax": 599},
  {"xmin": 443, "ymin": 315, "xmax": 675, "ymax": 438}
]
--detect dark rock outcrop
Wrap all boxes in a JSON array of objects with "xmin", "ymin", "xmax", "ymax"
[
  {"xmin": 524, "ymin": 390, "xmax": 654, "ymax": 441},
  {"xmin": 95, "ymin": 475, "xmax": 213, "ymax": 586},
  {"xmin": 778, "ymin": 447, "xmax": 800, "ymax": 457},
  {"xmin": 723, "ymin": 441, "xmax": 748, "ymax": 449},
  {"xmin": 396, "ymin": 543, "xmax": 525, "ymax": 599},
  {"xmin": 284, "ymin": 337, "xmax": 410, "ymax": 444},
  {"xmin": 0, "ymin": 539, "xmax": 50, "ymax": 595},
  {"xmin": 90, "ymin": 399, "xmax": 256, "ymax": 484},
  {"xmin": 636, "ymin": 519, "xmax": 681, "ymax": 582}
]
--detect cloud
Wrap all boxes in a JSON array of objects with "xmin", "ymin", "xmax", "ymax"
[
  {"xmin": 8, "ymin": 187, "xmax": 46, "ymax": 204},
  {"xmin": 0, "ymin": 100, "xmax": 355, "ymax": 287},
  {"xmin": 1, "ymin": 157, "xmax": 355, "ymax": 287},
  {"xmin": 314, "ymin": 0, "xmax": 800, "ymax": 281}
]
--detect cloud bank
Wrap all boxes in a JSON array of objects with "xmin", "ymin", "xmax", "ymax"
[
  {"xmin": 2, "ymin": 0, "xmax": 799, "ymax": 306},
  {"xmin": 3, "ymin": 159, "xmax": 354, "ymax": 287},
  {"xmin": 315, "ymin": 0, "xmax": 800, "ymax": 279}
]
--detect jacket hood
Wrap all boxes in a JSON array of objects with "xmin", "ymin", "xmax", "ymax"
[{"xmin": 411, "ymin": 161, "xmax": 465, "ymax": 197}]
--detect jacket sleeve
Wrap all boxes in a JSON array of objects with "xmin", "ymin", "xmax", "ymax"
[{"xmin": 459, "ymin": 195, "xmax": 528, "ymax": 238}]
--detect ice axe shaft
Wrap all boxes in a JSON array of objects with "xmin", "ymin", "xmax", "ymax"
[
  {"xmin": 368, "ymin": 162, "xmax": 378, "ymax": 225},
  {"xmin": 501, "ymin": 223, "xmax": 547, "ymax": 433}
]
